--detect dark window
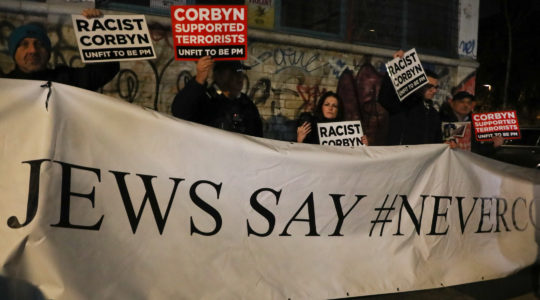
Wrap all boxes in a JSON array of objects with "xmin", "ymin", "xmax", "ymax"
[
  {"xmin": 276, "ymin": 0, "xmax": 458, "ymax": 57},
  {"xmin": 406, "ymin": 0, "xmax": 458, "ymax": 55},
  {"xmin": 97, "ymin": 0, "xmax": 246, "ymax": 14},
  {"xmin": 348, "ymin": 0, "xmax": 404, "ymax": 48},
  {"xmin": 279, "ymin": 0, "xmax": 343, "ymax": 36},
  {"xmin": 96, "ymin": 0, "xmax": 459, "ymax": 57}
]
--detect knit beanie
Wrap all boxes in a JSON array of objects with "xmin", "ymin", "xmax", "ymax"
[{"xmin": 8, "ymin": 24, "xmax": 52, "ymax": 58}]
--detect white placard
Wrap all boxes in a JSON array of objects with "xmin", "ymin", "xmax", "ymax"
[
  {"xmin": 72, "ymin": 15, "xmax": 156, "ymax": 63},
  {"xmin": 385, "ymin": 48, "xmax": 429, "ymax": 101},
  {"xmin": 317, "ymin": 120, "xmax": 365, "ymax": 146}
]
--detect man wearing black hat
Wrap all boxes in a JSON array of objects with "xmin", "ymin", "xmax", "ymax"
[
  {"xmin": 2, "ymin": 8, "xmax": 119, "ymax": 91},
  {"xmin": 172, "ymin": 56, "xmax": 263, "ymax": 137},
  {"xmin": 440, "ymin": 91, "xmax": 503, "ymax": 154}
]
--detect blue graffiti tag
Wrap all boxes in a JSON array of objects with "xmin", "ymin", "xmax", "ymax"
[{"xmin": 459, "ymin": 39, "xmax": 476, "ymax": 56}]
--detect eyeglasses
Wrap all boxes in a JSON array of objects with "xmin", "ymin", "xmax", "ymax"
[{"xmin": 426, "ymin": 84, "xmax": 440, "ymax": 90}]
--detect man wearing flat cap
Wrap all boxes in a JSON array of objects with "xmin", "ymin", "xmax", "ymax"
[
  {"xmin": 172, "ymin": 56, "xmax": 263, "ymax": 137},
  {"xmin": 2, "ymin": 8, "xmax": 119, "ymax": 91}
]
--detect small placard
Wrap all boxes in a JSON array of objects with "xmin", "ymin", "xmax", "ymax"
[
  {"xmin": 72, "ymin": 15, "xmax": 156, "ymax": 63},
  {"xmin": 317, "ymin": 121, "xmax": 365, "ymax": 147},
  {"xmin": 472, "ymin": 111, "xmax": 521, "ymax": 141},
  {"xmin": 385, "ymin": 48, "xmax": 428, "ymax": 101},
  {"xmin": 171, "ymin": 5, "xmax": 248, "ymax": 61}
]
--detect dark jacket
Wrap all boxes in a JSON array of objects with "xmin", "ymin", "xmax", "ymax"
[
  {"xmin": 3, "ymin": 62, "xmax": 120, "ymax": 91},
  {"xmin": 172, "ymin": 79, "xmax": 263, "ymax": 138},
  {"xmin": 378, "ymin": 74, "xmax": 442, "ymax": 145},
  {"xmin": 296, "ymin": 113, "xmax": 341, "ymax": 145}
]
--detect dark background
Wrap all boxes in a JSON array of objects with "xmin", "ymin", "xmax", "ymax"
[{"xmin": 477, "ymin": 0, "xmax": 540, "ymax": 126}]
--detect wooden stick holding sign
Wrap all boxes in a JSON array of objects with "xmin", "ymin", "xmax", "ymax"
[
  {"xmin": 72, "ymin": 15, "xmax": 156, "ymax": 63},
  {"xmin": 317, "ymin": 121, "xmax": 366, "ymax": 147},
  {"xmin": 385, "ymin": 48, "xmax": 428, "ymax": 101}
]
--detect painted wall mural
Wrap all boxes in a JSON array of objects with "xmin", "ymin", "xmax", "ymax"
[{"xmin": 0, "ymin": 12, "xmax": 475, "ymax": 145}]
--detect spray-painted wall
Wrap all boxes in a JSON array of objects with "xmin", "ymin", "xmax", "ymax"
[{"xmin": 0, "ymin": 9, "xmax": 477, "ymax": 144}]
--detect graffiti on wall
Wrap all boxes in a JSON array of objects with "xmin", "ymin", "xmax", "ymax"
[
  {"xmin": 459, "ymin": 39, "xmax": 476, "ymax": 57},
  {"xmin": 0, "ymin": 14, "xmax": 474, "ymax": 144}
]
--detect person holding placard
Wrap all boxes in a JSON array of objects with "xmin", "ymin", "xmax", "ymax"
[
  {"xmin": 172, "ymin": 56, "xmax": 263, "ymax": 137},
  {"xmin": 296, "ymin": 91, "xmax": 368, "ymax": 145},
  {"xmin": 440, "ymin": 91, "xmax": 503, "ymax": 154},
  {"xmin": 378, "ymin": 50, "xmax": 442, "ymax": 145},
  {"xmin": 2, "ymin": 9, "xmax": 119, "ymax": 91}
]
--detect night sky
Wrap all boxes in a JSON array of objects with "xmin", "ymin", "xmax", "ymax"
[{"xmin": 477, "ymin": 0, "xmax": 540, "ymax": 124}]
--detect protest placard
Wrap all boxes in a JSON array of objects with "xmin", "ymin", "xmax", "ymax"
[
  {"xmin": 317, "ymin": 120, "xmax": 365, "ymax": 147},
  {"xmin": 247, "ymin": 0, "xmax": 275, "ymax": 29},
  {"xmin": 472, "ymin": 110, "xmax": 521, "ymax": 141},
  {"xmin": 442, "ymin": 122, "xmax": 471, "ymax": 151},
  {"xmin": 385, "ymin": 48, "xmax": 428, "ymax": 101},
  {"xmin": 72, "ymin": 15, "xmax": 156, "ymax": 63},
  {"xmin": 171, "ymin": 5, "xmax": 248, "ymax": 61}
]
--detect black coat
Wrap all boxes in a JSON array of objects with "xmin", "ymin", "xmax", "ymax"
[
  {"xmin": 3, "ymin": 62, "xmax": 119, "ymax": 91},
  {"xmin": 378, "ymin": 74, "xmax": 442, "ymax": 145},
  {"xmin": 296, "ymin": 113, "xmax": 345, "ymax": 145},
  {"xmin": 172, "ymin": 79, "xmax": 263, "ymax": 138}
]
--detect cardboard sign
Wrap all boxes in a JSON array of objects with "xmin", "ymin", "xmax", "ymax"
[
  {"xmin": 385, "ymin": 48, "xmax": 428, "ymax": 101},
  {"xmin": 72, "ymin": 15, "xmax": 156, "ymax": 63},
  {"xmin": 442, "ymin": 122, "xmax": 471, "ymax": 151},
  {"xmin": 317, "ymin": 121, "xmax": 365, "ymax": 147},
  {"xmin": 171, "ymin": 5, "xmax": 248, "ymax": 61},
  {"xmin": 247, "ymin": 0, "xmax": 275, "ymax": 29},
  {"xmin": 472, "ymin": 111, "xmax": 521, "ymax": 141}
]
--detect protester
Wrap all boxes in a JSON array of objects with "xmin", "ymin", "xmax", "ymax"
[
  {"xmin": 378, "ymin": 50, "xmax": 442, "ymax": 145},
  {"xmin": 172, "ymin": 56, "xmax": 263, "ymax": 137},
  {"xmin": 3, "ymin": 8, "xmax": 119, "ymax": 91},
  {"xmin": 297, "ymin": 91, "xmax": 368, "ymax": 145},
  {"xmin": 440, "ymin": 91, "xmax": 503, "ymax": 154}
]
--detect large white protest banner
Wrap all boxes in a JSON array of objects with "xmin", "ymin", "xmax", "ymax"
[
  {"xmin": 0, "ymin": 79, "xmax": 539, "ymax": 299},
  {"xmin": 72, "ymin": 15, "xmax": 156, "ymax": 63}
]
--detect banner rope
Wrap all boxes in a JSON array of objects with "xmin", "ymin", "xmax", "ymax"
[{"xmin": 40, "ymin": 81, "xmax": 52, "ymax": 111}]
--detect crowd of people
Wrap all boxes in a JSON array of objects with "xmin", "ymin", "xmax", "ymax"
[{"xmin": 0, "ymin": 9, "xmax": 503, "ymax": 157}]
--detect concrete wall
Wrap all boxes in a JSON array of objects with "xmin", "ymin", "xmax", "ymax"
[{"xmin": 0, "ymin": 2, "xmax": 479, "ymax": 143}]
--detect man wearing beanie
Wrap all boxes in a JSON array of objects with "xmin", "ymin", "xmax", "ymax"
[{"xmin": 2, "ymin": 8, "xmax": 119, "ymax": 91}]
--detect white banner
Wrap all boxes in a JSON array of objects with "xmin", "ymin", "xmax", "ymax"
[{"xmin": 0, "ymin": 79, "xmax": 539, "ymax": 299}]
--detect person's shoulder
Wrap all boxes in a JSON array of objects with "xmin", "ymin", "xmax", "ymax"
[{"xmin": 239, "ymin": 93, "xmax": 257, "ymax": 105}]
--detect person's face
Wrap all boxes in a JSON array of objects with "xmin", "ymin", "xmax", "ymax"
[
  {"xmin": 14, "ymin": 37, "xmax": 50, "ymax": 73},
  {"xmin": 322, "ymin": 96, "xmax": 339, "ymax": 119},
  {"xmin": 215, "ymin": 69, "xmax": 244, "ymax": 98},
  {"xmin": 423, "ymin": 76, "xmax": 439, "ymax": 100},
  {"xmin": 450, "ymin": 97, "xmax": 475, "ymax": 117}
]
